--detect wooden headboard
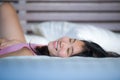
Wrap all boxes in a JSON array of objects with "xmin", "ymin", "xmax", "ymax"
[{"xmin": 1, "ymin": 0, "xmax": 120, "ymax": 32}]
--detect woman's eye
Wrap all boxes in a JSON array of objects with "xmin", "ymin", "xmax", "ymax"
[
  {"xmin": 67, "ymin": 48, "xmax": 70, "ymax": 56},
  {"xmin": 67, "ymin": 48, "xmax": 72, "ymax": 56},
  {"xmin": 70, "ymin": 39, "xmax": 72, "ymax": 43}
]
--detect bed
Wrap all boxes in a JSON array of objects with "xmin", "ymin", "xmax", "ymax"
[{"xmin": 0, "ymin": 0, "xmax": 120, "ymax": 80}]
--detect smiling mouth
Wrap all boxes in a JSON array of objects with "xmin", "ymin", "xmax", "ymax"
[{"xmin": 54, "ymin": 40, "xmax": 58, "ymax": 51}]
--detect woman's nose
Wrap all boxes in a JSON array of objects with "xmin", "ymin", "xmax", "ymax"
[{"xmin": 61, "ymin": 41, "xmax": 68, "ymax": 48}]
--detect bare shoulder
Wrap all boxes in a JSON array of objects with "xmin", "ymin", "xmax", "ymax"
[
  {"xmin": 0, "ymin": 47, "xmax": 34, "ymax": 58},
  {"xmin": 17, "ymin": 47, "xmax": 34, "ymax": 56}
]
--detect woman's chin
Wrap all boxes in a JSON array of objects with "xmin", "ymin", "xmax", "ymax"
[{"xmin": 48, "ymin": 42, "xmax": 55, "ymax": 54}]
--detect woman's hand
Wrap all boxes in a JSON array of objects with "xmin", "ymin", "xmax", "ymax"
[{"xmin": 0, "ymin": 38, "xmax": 22, "ymax": 49}]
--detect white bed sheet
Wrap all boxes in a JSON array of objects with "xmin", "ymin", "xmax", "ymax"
[{"xmin": 0, "ymin": 56, "xmax": 120, "ymax": 80}]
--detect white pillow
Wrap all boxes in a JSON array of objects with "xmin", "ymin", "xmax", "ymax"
[
  {"xmin": 66, "ymin": 24, "xmax": 120, "ymax": 54},
  {"xmin": 30, "ymin": 22, "xmax": 74, "ymax": 41},
  {"xmin": 29, "ymin": 21, "xmax": 120, "ymax": 54},
  {"xmin": 25, "ymin": 34, "xmax": 49, "ymax": 45}
]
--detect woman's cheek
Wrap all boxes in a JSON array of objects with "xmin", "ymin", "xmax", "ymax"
[
  {"xmin": 58, "ymin": 50, "xmax": 67, "ymax": 57},
  {"xmin": 48, "ymin": 42, "xmax": 57, "ymax": 56}
]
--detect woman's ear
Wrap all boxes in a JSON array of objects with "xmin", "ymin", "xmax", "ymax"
[{"xmin": 92, "ymin": 52, "xmax": 99, "ymax": 57}]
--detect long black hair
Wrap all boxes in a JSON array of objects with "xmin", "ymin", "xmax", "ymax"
[
  {"xmin": 72, "ymin": 40, "xmax": 120, "ymax": 57},
  {"xmin": 30, "ymin": 40, "xmax": 120, "ymax": 57},
  {"xmin": 35, "ymin": 46, "xmax": 50, "ymax": 56}
]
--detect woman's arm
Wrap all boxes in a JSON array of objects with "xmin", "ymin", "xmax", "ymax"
[
  {"xmin": 0, "ymin": 3, "xmax": 34, "ymax": 58},
  {"xmin": 0, "ymin": 3, "xmax": 26, "ymax": 42}
]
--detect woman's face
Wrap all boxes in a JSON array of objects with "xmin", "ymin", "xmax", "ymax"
[{"xmin": 48, "ymin": 36, "xmax": 85, "ymax": 57}]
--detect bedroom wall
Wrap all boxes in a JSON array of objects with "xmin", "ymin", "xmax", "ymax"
[{"xmin": 0, "ymin": 0, "xmax": 120, "ymax": 32}]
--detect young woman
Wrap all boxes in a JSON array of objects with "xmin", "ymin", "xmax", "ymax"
[{"xmin": 0, "ymin": 3, "xmax": 119, "ymax": 58}]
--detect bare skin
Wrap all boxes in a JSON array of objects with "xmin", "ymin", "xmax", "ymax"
[
  {"xmin": 0, "ymin": 3, "xmax": 85, "ymax": 58},
  {"xmin": 0, "ymin": 3, "xmax": 33, "ymax": 58}
]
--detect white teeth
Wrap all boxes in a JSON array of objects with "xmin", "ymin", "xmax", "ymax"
[{"xmin": 56, "ymin": 41, "xmax": 58, "ymax": 50}]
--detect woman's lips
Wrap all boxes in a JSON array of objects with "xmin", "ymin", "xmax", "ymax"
[
  {"xmin": 53, "ymin": 40, "xmax": 58, "ymax": 50},
  {"xmin": 53, "ymin": 41, "xmax": 57, "ymax": 49}
]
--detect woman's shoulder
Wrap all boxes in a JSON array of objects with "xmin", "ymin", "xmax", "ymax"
[{"xmin": 15, "ymin": 47, "xmax": 34, "ymax": 56}]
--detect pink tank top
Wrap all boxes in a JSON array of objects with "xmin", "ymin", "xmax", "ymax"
[{"xmin": 0, "ymin": 43, "xmax": 42, "ymax": 56}]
